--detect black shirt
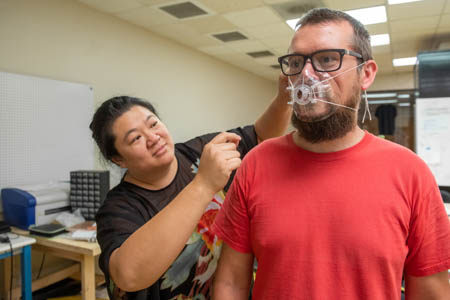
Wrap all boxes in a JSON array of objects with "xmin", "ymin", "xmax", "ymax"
[
  {"xmin": 375, "ymin": 104, "xmax": 397, "ymax": 135},
  {"xmin": 96, "ymin": 126, "xmax": 258, "ymax": 300}
]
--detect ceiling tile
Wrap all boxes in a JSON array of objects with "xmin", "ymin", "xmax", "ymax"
[
  {"xmin": 76, "ymin": 0, "xmax": 438, "ymax": 81},
  {"xmin": 136, "ymin": 0, "xmax": 172, "ymax": 5},
  {"xmin": 116, "ymin": 5, "xmax": 176, "ymax": 28},
  {"xmin": 251, "ymin": 56, "xmax": 279, "ymax": 66},
  {"xmin": 438, "ymin": 14, "xmax": 450, "ymax": 27},
  {"xmin": 436, "ymin": 26, "xmax": 450, "ymax": 34},
  {"xmin": 391, "ymin": 40, "xmax": 430, "ymax": 56},
  {"xmin": 224, "ymin": 6, "xmax": 282, "ymax": 28},
  {"xmin": 181, "ymin": 34, "xmax": 222, "ymax": 48},
  {"xmin": 390, "ymin": 16, "xmax": 439, "ymax": 33},
  {"xmin": 387, "ymin": 0, "xmax": 446, "ymax": 20},
  {"xmin": 182, "ymin": 15, "xmax": 237, "ymax": 35},
  {"xmin": 372, "ymin": 45, "xmax": 391, "ymax": 55},
  {"xmin": 445, "ymin": 0, "xmax": 450, "ymax": 13},
  {"xmin": 225, "ymin": 40, "xmax": 268, "ymax": 53},
  {"xmin": 150, "ymin": 23, "xmax": 216, "ymax": 47},
  {"xmin": 366, "ymin": 22, "xmax": 389, "ymax": 35},
  {"xmin": 390, "ymin": 29, "xmax": 435, "ymax": 45},
  {"xmin": 201, "ymin": 0, "xmax": 264, "ymax": 14},
  {"xmin": 198, "ymin": 45, "xmax": 238, "ymax": 55},
  {"xmin": 263, "ymin": 0, "xmax": 302, "ymax": 4},
  {"xmin": 323, "ymin": 0, "xmax": 385, "ymax": 11},
  {"xmin": 79, "ymin": 0, "xmax": 144, "ymax": 14},
  {"xmin": 213, "ymin": 53, "xmax": 254, "ymax": 68},
  {"xmin": 260, "ymin": 35, "xmax": 292, "ymax": 50},
  {"xmin": 393, "ymin": 65, "xmax": 415, "ymax": 73},
  {"xmin": 244, "ymin": 22, "xmax": 293, "ymax": 39}
]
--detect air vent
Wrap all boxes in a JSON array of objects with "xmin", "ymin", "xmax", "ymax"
[
  {"xmin": 270, "ymin": 64, "xmax": 280, "ymax": 69},
  {"xmin": 212, "ymin": 31, "xmax": 248, "ymax": 42},
  {"xmin": 247, "ymin": 51, "xmax": 274, "ymax": 58},
  {"xmin": 159, "ymin": 1, "xmax": 208, "ymax": 19},
  {"xmin": 270, "ymin": 0, "xmax": 324, "ymax": 20}
]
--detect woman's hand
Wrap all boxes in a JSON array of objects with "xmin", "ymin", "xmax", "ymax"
[{"xmin": 194, "ymin": 132, "xmax": 241, "ymax": 195}]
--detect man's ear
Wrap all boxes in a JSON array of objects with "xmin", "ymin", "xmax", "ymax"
[
  {"xmin": 360, "ymin": 59, "xmax": 378, "ymax": 91},
  {"xmin": 111, "ymin": 156, "xmax": 126, "ymax": 169}
]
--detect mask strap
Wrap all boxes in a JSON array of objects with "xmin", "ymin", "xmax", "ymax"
[
  {"xmin": 286, "ymin": 76, "xmax": 295, "ymax": 104},
  {"xmin": 313, "ymin": 98, "xmax": 357, "ymax": 111},
  {"xmin": 362, "ymin": 90, "xmax": 372, "ymax": 123},
  {"xmin": 311, "ymin": 62, "xmax": 366, "ymax": 89}
]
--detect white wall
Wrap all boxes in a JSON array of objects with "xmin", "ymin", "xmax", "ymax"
[
  {"xmin": 0, "ymin": 0, "xmax": 281, "ymax": 288},
  {"xmin": 0, "ymin": 0, "xmax": 278, "ymax": 147}
]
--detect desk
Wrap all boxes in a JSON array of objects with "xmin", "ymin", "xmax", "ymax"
[
  {"xmin": 10, "ymin": 228, "xmax": 102, "ymax": 300},
  {"xmin": 0, "ymin": 233, "xmax": 35, "ymax": 300}
]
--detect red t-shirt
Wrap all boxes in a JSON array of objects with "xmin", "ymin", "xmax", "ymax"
[{"xmin": 213, "ymin": 132, "xmax": 450, "ymax": 300}]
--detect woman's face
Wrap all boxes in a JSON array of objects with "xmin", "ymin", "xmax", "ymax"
[{"xmin": 111, "ymin": 105, "xmax": 175, "ymax": 172}]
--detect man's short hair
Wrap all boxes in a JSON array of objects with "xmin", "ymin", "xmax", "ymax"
[{"xmin": 296, "ymin": 8, "xmax": 373, "ymax": 62}]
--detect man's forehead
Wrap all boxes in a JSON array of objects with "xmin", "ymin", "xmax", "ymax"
[{"xmin": 288, "ymin": 21, "xmax": 354, "ymax": 54}]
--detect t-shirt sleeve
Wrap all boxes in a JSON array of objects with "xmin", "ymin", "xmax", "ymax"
[
  {"xmin": 212, "ymin": 158, "xmax": 253, "ymax": 253},
  {"xmin": 404, "ymin": 183, "xmax": 450, "ymax": 276},
  {"xmin": 180, "ymin": 125, "xmax": 258, "ymax": 191},
  {"xmin": 96, "ymin": 190, "xmax": 147, "ymax": 279},
  {"xmin": 181, "ymin": 125, "xmax": 258, "ymax": 159}
]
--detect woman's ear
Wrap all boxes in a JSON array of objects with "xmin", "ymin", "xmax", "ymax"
[{"xmin": 360, "ymin": 59, "xmax": 378, "ymax": 91}]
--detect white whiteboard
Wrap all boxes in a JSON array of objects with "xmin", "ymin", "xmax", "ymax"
[
  {"xmin": 415, "ymin": 97, "xmax": 450, "ymax": 186},
  {"xmin": 0, "ymin": 71, "xmax": 94, "ymax": 200}
]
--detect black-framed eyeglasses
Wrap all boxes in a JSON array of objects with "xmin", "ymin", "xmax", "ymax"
[{"xmin": 278, "ymin": 49, "xmax": 364, "ymax": 76}]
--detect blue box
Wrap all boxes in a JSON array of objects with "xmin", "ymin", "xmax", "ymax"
[{"xmin": 1, "ymin": 183, "xmax": 70, "ymax": 230}]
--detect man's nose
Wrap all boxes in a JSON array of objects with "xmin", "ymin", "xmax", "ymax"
[
  {"xmin": 302, "ymin": 58, "xmax": 316, "ymax": 75},
  {"xmin": 301, "ymin": 59, "xmax": 320, "ymax": 82}
]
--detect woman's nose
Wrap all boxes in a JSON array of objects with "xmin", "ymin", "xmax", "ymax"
[{"xmin": 145, "ymin": 131, "xmax": 160, "ymax": 144}]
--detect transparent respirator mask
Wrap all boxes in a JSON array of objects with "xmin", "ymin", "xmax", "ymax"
[{"xmin": 287, "ymin": 62, "xmax": 371, "ymax": 122}]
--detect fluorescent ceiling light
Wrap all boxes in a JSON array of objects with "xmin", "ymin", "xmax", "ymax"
[
  {"xmin": 368, "ymin": 99, "xmax": 398, "ymax": 104},
  {"xmin": 371, "ymin": 34, "xmax": 390, "ymax": 46},
  {"xmin": 398, "ymin": 102, "xmax": 411, "ymax": 106},
  {"xmin": 388, "ymin": 0, "xmax": 423, "ymax": 5},
  {"xmin": 367, "ymin": 93, "xmax": 397, "ymax": 98},
  {"xmin": 393, "ymin": 57, "xmax": 417, "ymax": 66},
  {"xmin": 287, "ymin": 5, "xmax": 387, "ymax": 30},
  {"xmin": 286, "ymin": 18, "xmax": 300, "ymax": 30},
  {"xmin": 345, "ymin": 6, "xmax": 387, "ymax": 25},
  {"xmin": 397, "ymin": 94, "xmax": 411, "ymax": 99}
]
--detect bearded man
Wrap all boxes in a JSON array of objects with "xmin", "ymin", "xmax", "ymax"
[{"xmin": 211, "ymin": 7, "xmax": 450, "ymax": 300}]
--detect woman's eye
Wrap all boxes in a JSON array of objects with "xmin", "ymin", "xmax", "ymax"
[
  {"xmin": 151, "ymin": 121, "xmax": 158, "ymax": 128},
  {"xmin": 131, "ymin": 135, "xmax": 141, "ymax": 144}
]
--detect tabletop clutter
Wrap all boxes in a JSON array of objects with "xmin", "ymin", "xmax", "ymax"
[{"xmin": 1, "ymin": 170, "xmax": 109, "ymax": 242}]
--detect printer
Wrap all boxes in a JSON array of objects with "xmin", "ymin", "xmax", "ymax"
[{"xmin": 1, "ymin": 182, "xmax": 71, "ymax": 230}]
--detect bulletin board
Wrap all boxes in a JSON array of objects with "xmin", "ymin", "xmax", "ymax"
[
  {"xmin": 0, "ymin": 71, "xmax": 94, "ymax": 204},
  {"xmin": 415, "ymin": 97, "xmax": 450, "ymax": 186}
]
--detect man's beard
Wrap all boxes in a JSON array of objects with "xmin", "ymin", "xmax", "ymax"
[{"xmin": 292, "ymin": 85, "xmax": 360, "ymax": 144}]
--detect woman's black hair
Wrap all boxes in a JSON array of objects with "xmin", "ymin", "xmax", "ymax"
[{"xmin": 89, "ymin": 96, "xmax": 158, "ymax": 162}]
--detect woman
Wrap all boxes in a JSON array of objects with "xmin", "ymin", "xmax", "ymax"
[{"xmin": 90, "ymin": 78, "xmax": 290, "ymax": 299}]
